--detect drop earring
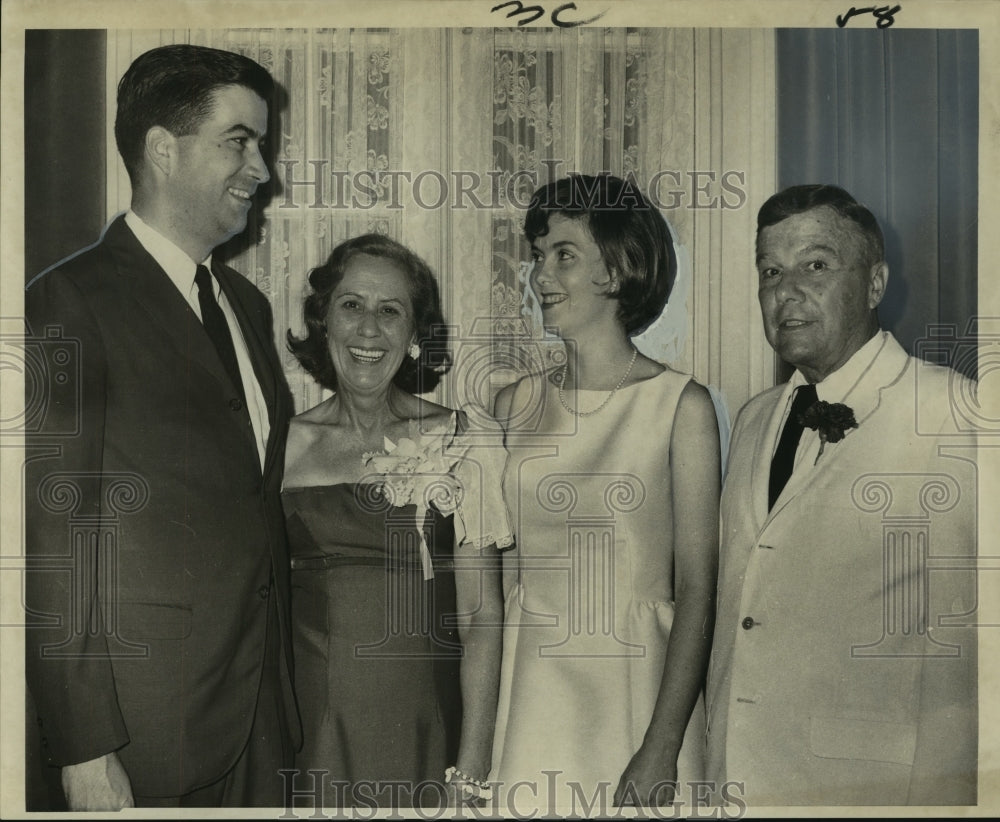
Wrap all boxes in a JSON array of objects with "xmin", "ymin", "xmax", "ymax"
[{"xmin": 408, "ymin": 342, "xmax": 421, "ymax": 360}]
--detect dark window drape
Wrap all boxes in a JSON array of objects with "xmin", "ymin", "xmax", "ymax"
[
  {"xmin": 24, "ymin": 29, "xmax": 107, "ymax": 281},
  {"xmin": 776, "ymin": 28, "xmax": 978, "ymax": 379},
  {"xmin": 23, "ymin": 29, "xmax": 107, "ymax": 813}
]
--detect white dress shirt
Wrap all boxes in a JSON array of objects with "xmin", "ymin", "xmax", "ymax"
[
  {"xmin": 125, "ymin": 210, "xmax": 270, "ymax": 469},
  {"xmin": 770, "ymin": 330, "xmax": 889, "ymax": 480}
]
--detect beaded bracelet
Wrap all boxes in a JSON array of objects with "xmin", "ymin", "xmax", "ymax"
[{"xmin": 444, "ymin": 766, "xmax": 493, "ymax": 801}]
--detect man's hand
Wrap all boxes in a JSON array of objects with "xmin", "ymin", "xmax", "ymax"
[{"xmin": 61, "ymin": 751, "xmax": 135, "ymax": 811}]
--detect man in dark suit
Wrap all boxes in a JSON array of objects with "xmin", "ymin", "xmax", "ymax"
[{"xmin": 25, "ymin": 44, "xmax": 299, "ymax": 809}]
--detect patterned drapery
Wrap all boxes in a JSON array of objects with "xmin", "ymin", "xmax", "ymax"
[{"xmin": 107, "ymin": 28, "xmax": 777, "ymax": 418}]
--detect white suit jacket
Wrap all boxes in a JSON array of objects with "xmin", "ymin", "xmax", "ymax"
[{"xmin": 706, "ymin": 333, "xmax": 977, "ymax": 806}]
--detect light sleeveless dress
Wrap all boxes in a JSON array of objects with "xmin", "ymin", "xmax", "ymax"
[{"xmin": 491, "ymin": 368, "xmax": 706, "ymax": 813}]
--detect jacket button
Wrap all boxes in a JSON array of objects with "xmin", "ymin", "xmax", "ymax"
[
  {"xmin": 230, "ymin": 398, "xmax": 244, "ymax": 411},
  {"xmin": 258, "ymin": 584, "xmax": 269, "ymax": 600},
  {"xmin": 741, "ymin": 616, "xmax": 755, "ymax": 630}
]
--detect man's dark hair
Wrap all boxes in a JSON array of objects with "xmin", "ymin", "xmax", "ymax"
[
  {"xmin": 524, "ymin": 174, "xmax": 677, "ymax": 336},
  {"xmin": 756, "ymin": 184, "xmax": 885, "ymax": 267},
  {"xmin": 114, "ymin": 44, "xmax": 274, "ymax": 182}
]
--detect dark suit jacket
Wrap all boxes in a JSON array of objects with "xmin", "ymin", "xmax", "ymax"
[{"xmin": 24, "ymin": 215, "xmax": 301, "ymax": 797}]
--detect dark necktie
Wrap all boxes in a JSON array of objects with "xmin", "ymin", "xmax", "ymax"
[
  {"xmin": 194, "ymin": 264, "xmax": 246, "ymax": 405},
  {"xmin": 768, "ymin": 382, "xmax": 818, "ymax": 509}
]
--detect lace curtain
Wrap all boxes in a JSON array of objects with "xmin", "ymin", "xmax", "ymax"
[{"xmin": 107, "ymin": 28, "xmax": 776, "ymax": 418}]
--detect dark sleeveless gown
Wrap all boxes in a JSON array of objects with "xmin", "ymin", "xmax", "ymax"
[{"xmin": 282, "ymin": 482, "xmax": 462, "ymax": 807}]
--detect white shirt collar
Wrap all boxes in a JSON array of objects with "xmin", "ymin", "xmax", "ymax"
[
  {"xmin": 125, "ymin": 210, "xmax": 216, "ymax": 297},
  {"xmin": 789, "ymin": 330, "xmax": 888, "ymax": 404}
]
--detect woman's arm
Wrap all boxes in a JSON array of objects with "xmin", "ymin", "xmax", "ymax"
[
  {"xmin": 444, "ymin": 402, "xmax": 513, "ymax": 802},
  {"xmin": 614, "ymin": 381, "xmax": 721, "ymax": 806},
  {"xmin": 450, "ymin": 545, "xmax": 505, "ymax": 797}
]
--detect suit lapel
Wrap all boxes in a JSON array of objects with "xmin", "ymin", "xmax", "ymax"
[
  {"xmin": 103, "ymin": 218, "xmax": 239, "ymax": 395},
  {"xmin": 764, "ymin": 335, "xmax": 911, "ymax": 523},
  {"xmin": 103, "ymin": 218, "xmax": 264, "ymax": 462},
  {"xmin": 212, "ymin": 260, "xmax": 286, "ymax": 477},
  {"xmin": 747, "ymin": 387, "xmax": 791, "ymax": 534},
  {"xmin": 212, "ymin": 261, "xmax": 277, "ymax": 413}
]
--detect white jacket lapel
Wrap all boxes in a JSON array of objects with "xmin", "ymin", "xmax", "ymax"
[
  {"xmin": 751, "ymin": 386, "xmax": 793, "ymax": 530},
  {"xmin": 764, "ymin": 334, "xmax": 911, "ymax": 522}
]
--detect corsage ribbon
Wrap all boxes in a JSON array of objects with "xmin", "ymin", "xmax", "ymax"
[{"xmin": 362, "ymin": 418, "xmax": 470, "ymax": 580}]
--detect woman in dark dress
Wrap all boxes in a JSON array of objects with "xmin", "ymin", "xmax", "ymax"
[{"xmin": 283, "ymin": 234, "xmax": 512, "ymax": 808}]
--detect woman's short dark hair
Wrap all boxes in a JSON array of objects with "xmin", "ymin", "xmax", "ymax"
[
  {"xmin": 756, "ymin": 184, "xmax": 885, "ymax": 268},
  {"xmin": 524, "ymin": 174, "xmax": 676, "ymax": 335},
  {"xmin": 287, "ymin": 234, "xmax": 451, "ymax": 394},
  {"xmin": 115, "ymin": 44, "xmax": 274, "ymax": 183}
]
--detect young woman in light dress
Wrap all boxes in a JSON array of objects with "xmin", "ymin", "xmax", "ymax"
[{"xmin": 490, "ymin": 175, "xmax": 720, "ymax": 811}]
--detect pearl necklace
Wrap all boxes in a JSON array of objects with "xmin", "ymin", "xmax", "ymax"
[{"xmin": 557, "ymin": 348, "xmax": 638, "ymax": 417}]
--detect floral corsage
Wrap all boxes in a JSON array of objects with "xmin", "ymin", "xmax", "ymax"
[
  {"xmin": 362, "ymin": 416, "xmax": 470, "ymax": 580},
  {"xmin": 798, "ymin": 400, "xmax": 858, "ymax": 463}
]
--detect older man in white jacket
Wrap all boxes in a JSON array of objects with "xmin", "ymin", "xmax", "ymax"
[{"xmin": 706, "ymin": 184, "xmax": 977, "ymax": 806}]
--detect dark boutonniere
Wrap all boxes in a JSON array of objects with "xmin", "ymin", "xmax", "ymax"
[{"xmin": 798, "ymin": 401, "xmax": 858, "ymax": 463}]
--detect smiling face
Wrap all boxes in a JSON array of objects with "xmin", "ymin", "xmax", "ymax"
[
  {"xmin": 326, "ymin": 253, "xmax": 416, "ymax": 396},
  {"xmin": 166, "ymin": 83, "xmax": 270, "ymax": 256},
  {"xmin": 529, "ymin": 214, "xmax": 619, "ymax": 340},
  {"xmin": 756, "ymin": 206, "xmax": 887, "ymax": 383}
]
